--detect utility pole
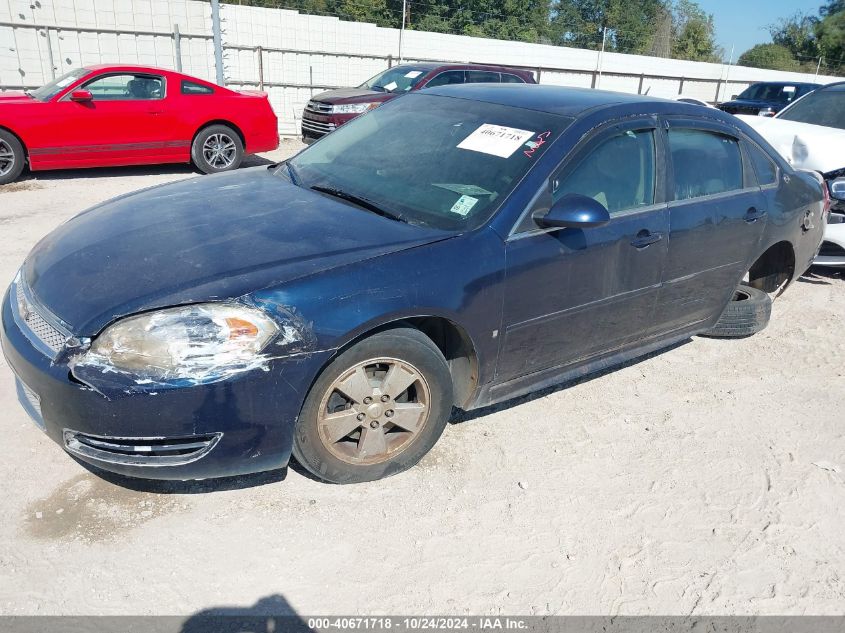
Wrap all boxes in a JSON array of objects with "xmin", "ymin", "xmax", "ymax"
[
  {"xmin": 398, "ymin": 0, "xmax": 407, "ymax": 63},
  {"xmin": 211, "ymin": 0, "xmax": 225, "ymax": 85},
  {"xmin": 596, "ymin": 27, "xmax": 607, "ymax": 89},
  {"xmin": 816, "ymin": 56, "xmax": 823, "ymax": 78},
  {"xmin": 721, "ymin": 43, "xmax": 734, "ymax": 102}
]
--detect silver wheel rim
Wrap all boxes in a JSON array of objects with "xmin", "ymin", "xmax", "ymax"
[
  {"xmin": 0, "ymin": 140, "xmax": 15, "ymax": 177},
  {"xmin": 202, "ymin": 133, "xmax": 237, "ymax": 169},
  {"xmin": 316, "ymin": 357, "xmax": 431, "ymax": 466}
]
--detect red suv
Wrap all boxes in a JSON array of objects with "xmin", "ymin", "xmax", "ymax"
[{"xmin": 301, "ymin": 63, "xmax": 536, "ymax": 142}]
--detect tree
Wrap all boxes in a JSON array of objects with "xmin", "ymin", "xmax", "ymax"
[
  {"xmin": 549, "ymin": 0, "xmax": 670, "ymax": 54},
  {"xmin": 671, "ymin": 0, "xmax": 720, "ymax": 61},
  {"xmin": 736, "ymin": 43, "xmax": 801, "ymax": 71},
  {"xmin": 769, "ymin": 12, "xmax": 820, "ymax": 63}
]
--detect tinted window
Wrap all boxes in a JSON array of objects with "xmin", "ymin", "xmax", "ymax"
[
  {"xmin": 737, "ymin": 83, "xmax": 804, "ymax": 104},
  {"xmin": 84, "ymin": 74, "xmax": 164, "ymax": 100},
  {"xmin": 778, "ymin": 85, "xmax": 845, "ymax": 130},
  {"xmin": 501, "ymin": 73, "xmax": 526, "ymax": 84},
  {"xmin": 182, "ymin": 80, "xmax": 214, "ymax": 95},
  {"xmin": 465, "ymin": 70, "xmax": 500, "ymax": 84},
  {"xmin": 425, "ymin": 71, "xmax": 465, "ymax": 88},
  {"xmin": 747, "ymin": 142, "xmax": 778, "ymax": 186},
  {"xmin": 669, "ymin": 129, "xmax": 742, "ymax": 200},
  {"xmin": 288, "ymin": 93, "xmax": 571, "ymax": 230},
  {"xmin": 553, "ymin": 129, "xmax": 655, "ymax": 214},
  {"xmin": 358, "ymin": 66, "xmax": 429, "ymax": 94}
]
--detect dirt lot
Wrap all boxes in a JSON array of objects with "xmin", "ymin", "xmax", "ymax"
[{"xmin": 0, "ymin": 141, "xmax": 844, "ymax": 618}]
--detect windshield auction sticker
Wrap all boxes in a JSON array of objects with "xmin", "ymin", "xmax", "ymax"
[{"xmin": 457, "ymin": 124, "xmax": 535, "ymax": 158}]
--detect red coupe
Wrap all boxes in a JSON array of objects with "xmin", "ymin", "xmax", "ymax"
[{"xmin": 0, "ymin": 64, "xmax": 279, "ymax": 184}]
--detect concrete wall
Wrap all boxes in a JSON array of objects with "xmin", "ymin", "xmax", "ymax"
[{"xmin": 2, "ymin": 0, "xmax": 842, "ymax": 136}]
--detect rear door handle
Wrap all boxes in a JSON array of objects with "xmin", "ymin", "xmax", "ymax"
[
  {"xmin": 745, "ymin": 207, "xmax": 767, "ymax": 223},
  {"xmin": 630, "ymin": 230, "xmax": 664, "ymax": 248}
]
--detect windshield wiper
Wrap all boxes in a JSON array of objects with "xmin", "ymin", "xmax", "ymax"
[{"xmin": 310, "ymin": 185, "xmax": 405, "ymax": 222}]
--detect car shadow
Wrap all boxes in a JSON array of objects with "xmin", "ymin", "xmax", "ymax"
[
  {"xmin": 798, "ymin": 266, "xmax": 842, "ymax": 285},
  {"xmin": 180, "ymin": 594, "xmax": 314, "ymax": 633},
  {"xmin": 73, "ymin": 458, "xmax": 289, "ymax": 494},
  {"xmin": 12, "ymin": 154, "xmax": 275, "ymax": 183}
]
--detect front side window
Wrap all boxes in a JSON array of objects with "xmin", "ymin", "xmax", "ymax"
[
  {"xmin": 358, "ymin": 66, "xmax": 429, "ymax": 94},
  {"xmin": 83, "ymin": 74, "xmax": 164, "ymax": 100},
  {"xmin": 29, "ymin": 68, "xmax": 90, "ymax": 101},
  {"xmin": 777, "ymin": 85, "xmax": 845, "ymax": 130},
  {"xmin": 669, "ymin": 129, "xmax": 742, "ymax": 200},
  {"xmin": 424, "ymin": 71, "xmax": 466, "ymax": 88},
  {"xmin": 553, "ymin": 129, "xmax": 656, "ymax": 214},
  {"xmin": 465, "ymin": 70, "xmax": 501, "ymax": 84},
  {"xmin": 286, "ymin": 93, "xmax": 571, "ymax": 230}
]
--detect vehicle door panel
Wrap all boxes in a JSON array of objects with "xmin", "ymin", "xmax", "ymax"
[{"xmin": 496, "ymin": 119, "xmax": 668, "ymax": 383}]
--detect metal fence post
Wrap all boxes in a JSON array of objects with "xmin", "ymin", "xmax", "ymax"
[
  {"xmin": 44, "ymin": 27, "xmax": 56, "ymax": 79},
  {"xmin": 210, "ymin": 0, "xmax": 225, "ymax": 85},
  {"xmin": 173, "ymin": 24, "xmax": 183, "ymax": 72},
  {"xmin": 257, "ymin": 46, "xmax": 264, "ymax": 90},
  {"xmin": 678, "ymin": 77, "xmax": 685, "ymax": 95}
]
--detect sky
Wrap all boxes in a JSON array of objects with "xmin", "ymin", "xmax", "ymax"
[{"xmin": 701, "ymin": 0, "xmax": 824, "ymax": 60}]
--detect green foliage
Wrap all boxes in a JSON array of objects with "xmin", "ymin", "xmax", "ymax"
[
  {"xmin": 736, "ymin": 43, "xmax": 801, "ymax": 71},
  {"xmin": 671, "ymin": 0, "xmax": 721, "ymax": 62}
]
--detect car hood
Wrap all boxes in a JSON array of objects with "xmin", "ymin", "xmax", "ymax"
[
  {"xmin": 738, "ymin": 115, "xmax": 845, "ymax": 174},
  {"xmin": 310, "ymin": 88, "xmax": 395, "ymax": 104},
  {"xmin": 0, "ymin": 91, "xmax": 34, "ymax": 104},
  {"xmin": 23, "ymin": 167, "xmax": 451, "ymax": 336},
  {"xmin": 721, "ymin": 98, "xmax": 781, "ymax": 109}
]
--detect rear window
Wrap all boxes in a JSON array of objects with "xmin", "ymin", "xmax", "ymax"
[
  {"xmin": 669, "ymin": 129, "xmax": 743, "ymax": 200},
  {"xmin": 747, "ymin": 142, "xmax": 778, "ymax": 186},
  {"xmin": 182, "ymin": 80, "xmax": 214, "ymax": 95}
]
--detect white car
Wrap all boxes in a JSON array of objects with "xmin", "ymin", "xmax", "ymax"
[{"xmin": 738, "ymin": 82, "xmax": 845, "ymax": 267}]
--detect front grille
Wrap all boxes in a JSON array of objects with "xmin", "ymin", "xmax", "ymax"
[
  {"xmin": 301, "ymin": 119, "xmax": 336, "ymax": 137},
  {"xmin": 64, "ymin": 429, "xmax": 222, "ymax": 467},
  {"xmin": 818, "ymin": 241, "xmax": 845, "ymax": 257},
  {"xmin": 14, "ymin": 278, "xmax": 69, "ymax": 357},
  {"xmin": 305, "ymin": 100, "xmax": 332, "ymax": 114}
]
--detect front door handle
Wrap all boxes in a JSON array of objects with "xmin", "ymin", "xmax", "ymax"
[
  {"xmin": 745, "ymin": 207, "xmax": 767, "ymax": 223},
  {"xmin": 630, "ymin": 230, "xmax": 664, "ymax": 248}
]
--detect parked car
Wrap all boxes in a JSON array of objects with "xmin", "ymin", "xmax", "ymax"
[
  {"xmin": 2, "ymin": 85, "xmax": 825, "ymax": 484},
  {"xmin": 738, "ymin": 81, "xmax": 845, "ymax": 266},
  {"xmin": 300, "ymin": 62, "xmax": 536, "ymax": 142},
  {"xmin": 0, "ymin": 64, "xmax": 279, "ymax": 185},
  {"xmin": 718, "ymin": 81, "xmax": 821, "ymax": 117}
]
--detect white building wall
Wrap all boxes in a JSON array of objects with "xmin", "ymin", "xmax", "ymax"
[{"xmin": 1, "ymin": 0, "xmax": 842, "ymax": 136}]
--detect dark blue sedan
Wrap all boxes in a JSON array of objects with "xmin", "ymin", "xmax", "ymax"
[{"xmin": 1, "ymin": 85, "xmax": 826, "ymax": 484}]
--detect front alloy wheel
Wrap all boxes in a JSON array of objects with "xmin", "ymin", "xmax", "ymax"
[{"xmin": 293, "ymin": 327, "xmax": 453, "ymax": 484}]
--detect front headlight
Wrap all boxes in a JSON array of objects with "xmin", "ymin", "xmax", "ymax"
[
  {"xmin": 78, "ymin": 303, "xmax": 278, "ymax": 382},
  {"xmin": 330, "ymin": 102, "xmax": 380, "ymax": 115}
]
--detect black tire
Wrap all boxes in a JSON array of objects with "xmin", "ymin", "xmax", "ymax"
[
  {"xmin": 0, "ymin": 130, "xmax": 26, "ymax": 185},
  {"xmin": 191, "ymin": 124, "xmax": 244, "ymax": 174},
  {"xmin": 702, "ymin": 285, "xmax": 772, "ymax": 338},
  {"xmin": 293, "ymin": 327, "xmax": 453, "ymax": 484}
]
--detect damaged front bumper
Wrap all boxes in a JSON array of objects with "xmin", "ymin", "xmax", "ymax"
[{"xmin": 1, "ymin": 285, "xmax": 332, "ymax": 480}]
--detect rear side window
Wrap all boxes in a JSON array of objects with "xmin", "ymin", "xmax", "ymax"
[
  {"xmin": 425, "ymin": 71, "xmax": 465, "ymax": 88},
  {"xmin": 746, "ymin": 142, "xmax": 778, "ymax": 186},
  {"xmin": 669, "ymin": 129, "xmax": 743, "ymax": 200},
  {"xmin": 553, "ymin": 129, "xmax": 656, "ymax": 214},
  {"xmin": 182, "ymin": 80, "xmax": 214, "ymax": 95},
  {"xmin": 466, "ymin": 70, "xmax": 500, "ymax": 84},
  {"xmin": 501, "ymin": 73, "xmax": 526, "ymax": 84}
]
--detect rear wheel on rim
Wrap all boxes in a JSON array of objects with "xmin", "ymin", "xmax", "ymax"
[
  {"xmin": 191, "ymin": 124, "xmax": 244, "ymax": 174},
  {"xmin": 293, "ymin": 328, "xmax": 453, "ymax": 484},
  {"xmin": 0, "ymin": 130, "xmax": 25, "ymax": 185}
]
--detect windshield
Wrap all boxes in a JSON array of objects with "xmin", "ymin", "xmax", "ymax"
[
  {"xmin": 736, "ymin": 83, "xmax": 806, "ymax": 104},
  {"xmin": 358, "ymin": 66, "xmax": 430, "ymax": 94},
  {"xmin": 777, "ymin": 85, "xmax": 845, "ymax": 130},
  {"xmin": 30, "ymin": 68, "xmax": 90, "ymax": 101},
  {"xmin": 286, "ymin": 93, "xmax": 571, "ymax": 230}
]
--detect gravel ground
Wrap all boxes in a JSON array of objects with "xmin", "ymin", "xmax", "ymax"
[{"xmin": 0, "ymin": 141, "xmax": 844, "ymax": 617}]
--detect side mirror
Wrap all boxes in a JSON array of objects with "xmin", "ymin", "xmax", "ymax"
[
  {"xmin": 70, "ymin": 89, "xmax": 93, "ymax": 102},
  {"xmin": 831, "ymin": 178, "xmax": 845, "ymax": 202},
  {"xmin": 535, "ymin": 194, "xmax": 611, "ymax": 229},
  {"xmin": 731, "ymin": 94, "xmax": 738, "ymax": 100}
]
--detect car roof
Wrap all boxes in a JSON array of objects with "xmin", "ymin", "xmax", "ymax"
[
  {"xmin": 395, "ymin": 62, "xmax": 532, "ymax": 74},
  {"xmin": 421, "ymin": 83, "xmax": 678, "ymax": 117},
  {"xmin": 747, "ymin": 81, "xmax": 821, "ymax": 88}
]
